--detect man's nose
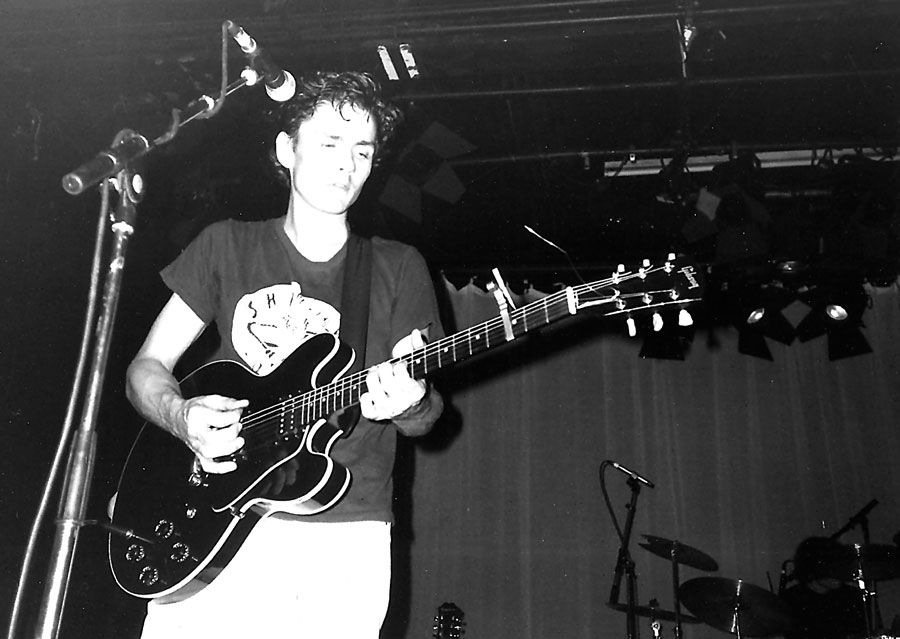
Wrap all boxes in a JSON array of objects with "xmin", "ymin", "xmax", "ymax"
[{"xmin": 335, "ymin": 149, "xmax": 355, "ymax": 172}]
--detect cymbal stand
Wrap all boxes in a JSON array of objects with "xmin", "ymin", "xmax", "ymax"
[
  {"xmin": 608, "ymin": 477, "xmax": 643, "ymax": 639},
  {"xmin": 838, "ymin": 501, "xmax": 884, "ymax": 633},
  {"xmin": 668, "ymin": 545, "xmax": 684, "ymax": 639},
  {"xmin": 728, "ymin": 579, "xmax": 745, "ymax": 639},
  {"xmin": 852, "ymin": 543, "xmax": 876, "ymax": 639}
]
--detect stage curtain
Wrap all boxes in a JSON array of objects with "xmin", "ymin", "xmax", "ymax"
[{"xmin": 389, "ymin": 279, "xmax": 900, "ymax": 639}]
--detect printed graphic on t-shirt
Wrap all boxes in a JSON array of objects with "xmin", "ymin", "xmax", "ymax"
[{"xmin": 232, "ymin": 281, "xmax": 340, "ymax": 375}]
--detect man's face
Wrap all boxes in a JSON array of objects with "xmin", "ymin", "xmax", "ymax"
[{"xmin": 276, "ymin": 101, "xmax": 377, "ymax": 215}]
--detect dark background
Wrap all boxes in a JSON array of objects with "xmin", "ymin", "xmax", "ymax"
[{"xmin": 1, "ymin": 0, "xmax": 898, "ymax": 637}]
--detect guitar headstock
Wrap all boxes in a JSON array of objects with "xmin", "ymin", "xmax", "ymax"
[
  {"xmin": 573, "ymin": 254, "xmax": 704, "ymax": 330},
  {"xmin": 433, "ymin": 601, "xmax": 465, "ymax": 639}
]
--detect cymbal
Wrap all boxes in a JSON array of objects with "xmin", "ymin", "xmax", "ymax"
[
  {"xmin": 678, "ymin": 577, "xmax": 795, "ymax": 637},
  {"xmin": 823, "ymin": 543, "xmax": 900, "ymax": 582},
  {"xmin": 607, "ymin": 602, "xmax": 700, "ymax": 624},
  {"xmin": 639, "ymin": 535, "xmax": 719, "ymax": 572}
]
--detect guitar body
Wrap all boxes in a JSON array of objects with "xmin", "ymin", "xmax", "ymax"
[{"xmin": 109, "ymin": 333, "xmax": 354, "ymax": 600}]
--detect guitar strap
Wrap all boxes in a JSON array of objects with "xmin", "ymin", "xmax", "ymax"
[{"xmin": 336, "ymin": 232, "xmax": 372, "ymax": 436}]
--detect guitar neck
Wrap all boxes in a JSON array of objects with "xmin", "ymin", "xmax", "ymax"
[
  {"xmin": 319, "ymin": 286, "xmax": 580, "ymax": 415},
  {"xmin": 304, "ymin": 257, "xmax": 703, "ymax": 419},
  {"xmin": 408, "ymin": 286, "xmax": 577, "ymax": 378}
]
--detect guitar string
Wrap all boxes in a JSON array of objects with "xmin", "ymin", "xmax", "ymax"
[
  {"xmin": 233, "ymin": 266, "xmax": 684, "ymax": 452},
  {"xmin": 233, "ymin": 276, "xmax": 617, "ymax": 438},
  {"xmin": 234, "ymin": 284, "xmax": 679, "ymax": 454},
  {"xmin": 233, "ymin": 271, "xmax": 684, "ymax": 453},
  {"xmin": 231, "ymin": 285, "xmax": 586, "ymax": 453}
]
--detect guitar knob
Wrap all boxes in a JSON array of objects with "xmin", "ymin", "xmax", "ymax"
[
  {"xmin": 139, "ymin": 566, "xmax": 160, "ymax": 587},
  {"xmin": 170, "ymin": 542, "xmax": 191, "ymax": 563},
  {"xmin": 125, "ymin": 544, "xmax": 145, "ymax": 562}
]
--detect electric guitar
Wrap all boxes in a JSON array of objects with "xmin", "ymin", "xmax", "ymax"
[
  {"xmin": 433, "ymin": 602, "xmax": 465, "ymax": 639},
  {"xmin": 109, "ymin": 255, "xmax": 704, "ymax": 599}
]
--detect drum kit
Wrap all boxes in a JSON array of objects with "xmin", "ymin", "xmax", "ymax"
[
  {"xmin": 601, "ymin": 468, "xmax": 898, "ymax": 639},
  {"xmin": 607, "ymin": 532, "xmax": 900, "ymax": 638}
]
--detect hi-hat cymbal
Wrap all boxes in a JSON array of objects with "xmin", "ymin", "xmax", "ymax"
[
  {"xmin": 823, "ymin": 543, "xmax": 900, "ymax": 582},
  {"xmin": 678, "ymin": 577, "xmax": 795, "ymax": 637},
  {"xmin": 607, "ymin": 602, "xmax": 700, "ymax": 624},
  {"xmin": 639, "ymin": 535, "xmax": 719, "ymax": 572}
]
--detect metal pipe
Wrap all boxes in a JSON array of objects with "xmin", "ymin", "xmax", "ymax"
[{"xmin": 397, "ymin": 68, "xmax": 900, "ymax": 101}]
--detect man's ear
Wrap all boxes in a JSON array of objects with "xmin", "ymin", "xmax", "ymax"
[{"xmin": 275, "ymin": 131, "xmax": 295, "ymax": 169}]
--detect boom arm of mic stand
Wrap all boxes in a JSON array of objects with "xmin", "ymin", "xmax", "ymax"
[
  {"xmin": 60, "ymin": 76, "xmax": 251, "ymax": 197},
  {"xmin": 830, "ymin": 499, "xmax": 878, "ymax": 541}
]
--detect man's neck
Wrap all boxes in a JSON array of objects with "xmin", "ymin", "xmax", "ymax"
[{"xmin": 283, "ymin": 203, "xmax": 349, "ymax": 262}]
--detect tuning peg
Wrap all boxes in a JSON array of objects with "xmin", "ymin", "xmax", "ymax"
[
  {"xmin": 626, "ymin": 316, "xmax": 637, "ymax": 337},
  {"xmin": 678, "ymin": 308, "xmax": 693, "ymax": 326},
  {"xmin": 652, "ymin": 312, "xmax": 663, "ymax": 332},
  {"xmin": 664, "ymin": 252, "xmax": 675, "ymax": 272}
]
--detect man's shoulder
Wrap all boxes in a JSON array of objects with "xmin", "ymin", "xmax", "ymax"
[
  {"xmin": 370, "ymin": 235, "xmax": 423, "ymax": 262},
  {"xmin": 195, "ymin": 216, "xmax": 282, "ymax": 247}
]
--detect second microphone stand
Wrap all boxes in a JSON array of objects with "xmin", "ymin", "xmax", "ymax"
[{"xmin": 609, "ymin": 476, "xmax": 644, "ymax": 639}]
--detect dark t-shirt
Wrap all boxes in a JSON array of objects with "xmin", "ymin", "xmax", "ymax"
[{"xmin": 161, "ymin": 216, "xmax": 443, "ymax": 523}]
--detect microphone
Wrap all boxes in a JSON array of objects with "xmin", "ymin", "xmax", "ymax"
[
  {"xmin": 609, "ymin": 461, "xmax": 655, "ymax": 488},
  {"xmin": 224, "ymin": 20, "xmax": 296, "ymax": 102}
]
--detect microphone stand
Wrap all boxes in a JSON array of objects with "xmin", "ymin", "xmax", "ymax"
[
  {"xmin": 25, "ymin": 21, "xmax": 264, "ymax": 637},
  {"xmin": 609, "ymin": 477, "xmax": 643, "ymax": 639},
  {"xmin": 34, "ymin": 164, "xmax": 140, "ymax": 639}
]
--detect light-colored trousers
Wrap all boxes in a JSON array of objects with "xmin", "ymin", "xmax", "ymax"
[{"xmin": 140, "ymin": 519, "xmax": 391, "ymax": 639}]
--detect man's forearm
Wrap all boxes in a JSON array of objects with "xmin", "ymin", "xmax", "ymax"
[{"xmin": 125, "ymin": 357, "xmax": 186, "ymax": 437}]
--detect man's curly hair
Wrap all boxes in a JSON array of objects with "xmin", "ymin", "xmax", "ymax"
[{"xmin": 270, "ymin": 71, "xmax": 403, "ymax": 184}]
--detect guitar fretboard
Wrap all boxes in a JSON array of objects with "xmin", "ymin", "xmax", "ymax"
[
  {"xmin": 301, "ymin": 282, "xmax": 598, "ymax": 423},
  {"xmin": 261, "ymin": 258, "xmax": 701, "ymax": 430}
]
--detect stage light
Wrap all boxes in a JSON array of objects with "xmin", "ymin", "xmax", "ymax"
[
  {"xmin": 728, "ymin": 283, "xmax": 796, "ymax": 360},
  {"xmin": 825, "ymin": 304, "xmax": 849, "ymax": 321},
  {"xmin": 796, "ymin": 282, "xmax": 871, "ymax": 361},
  {"xmin": 746, "ymin": 307, "xmax": 765, "ymax": 324}
]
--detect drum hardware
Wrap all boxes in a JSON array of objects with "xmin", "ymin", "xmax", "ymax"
[
  {"xmin": 827, "ymin": 499, "xmax": 900, "ymax": 633},
  {"xmin": 679, "ymin": 576, "xmax": 795, "ymax": 638},
  {"xmin": 638, "ymin": 534, "xmax": 719, "ymax": 639}
]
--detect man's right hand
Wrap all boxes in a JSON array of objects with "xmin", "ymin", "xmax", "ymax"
[{"xmin": 176, "ymin": 394, "xmax": 249, "ymax": 474}]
